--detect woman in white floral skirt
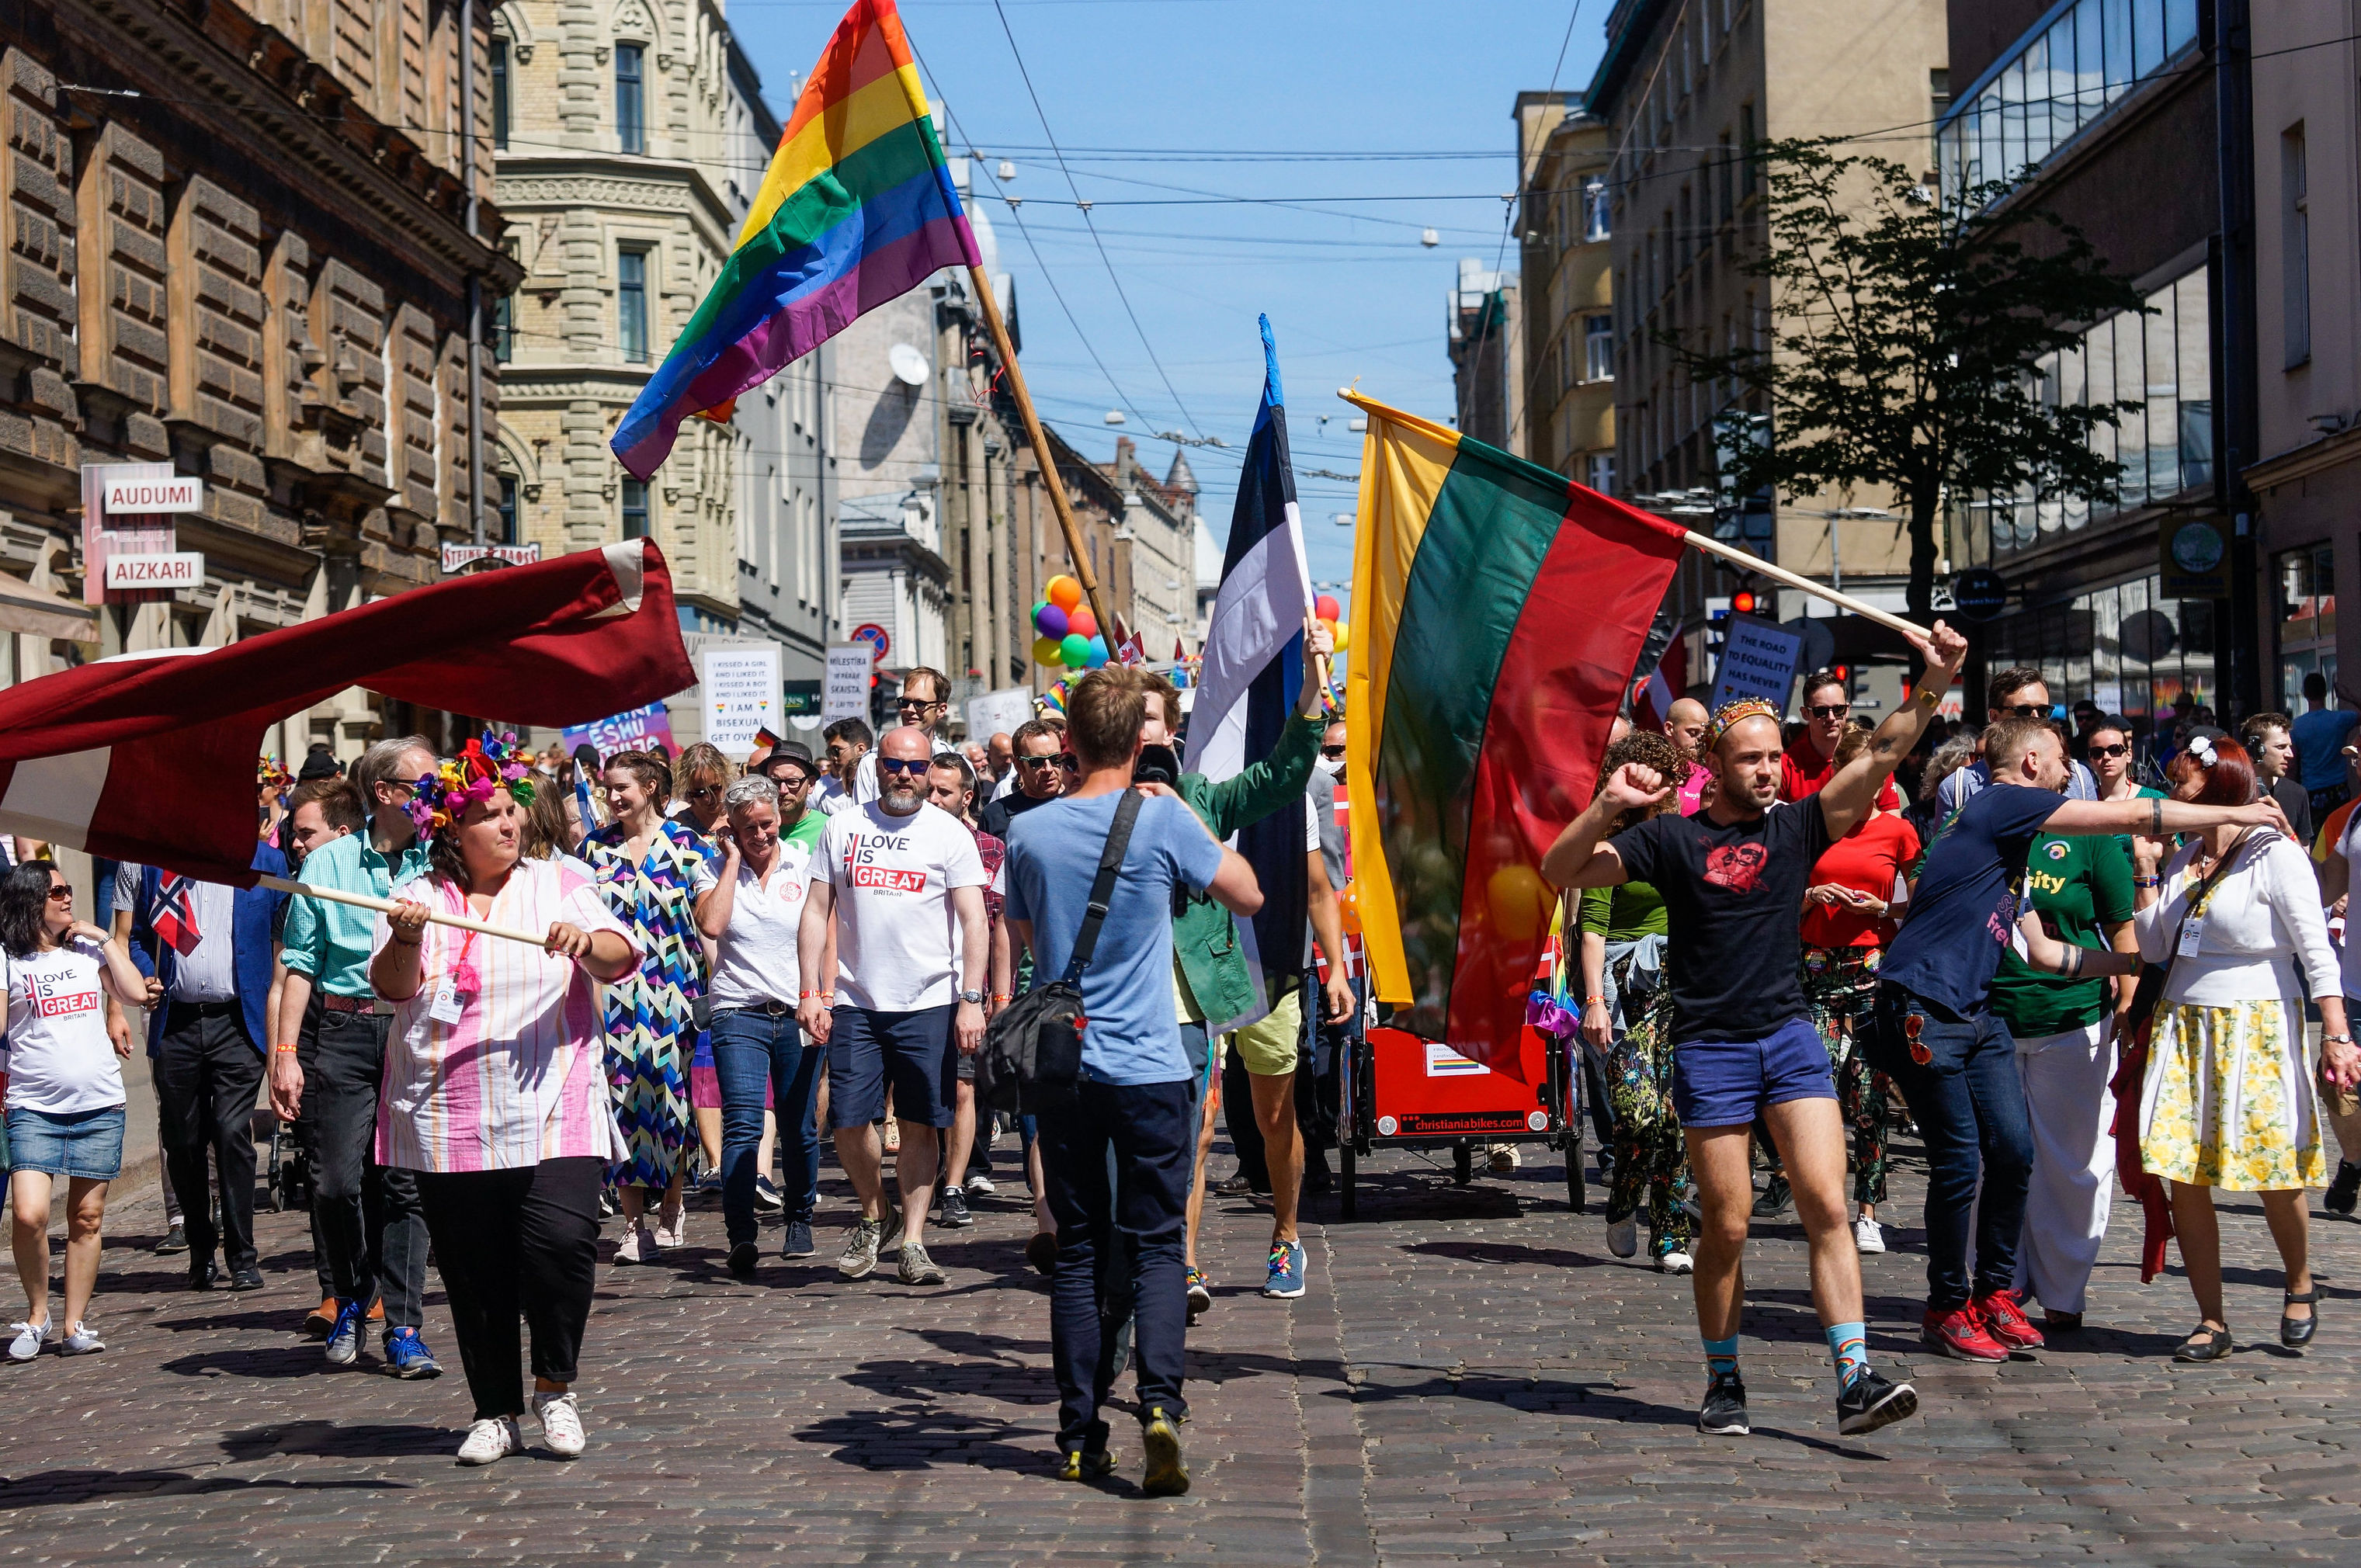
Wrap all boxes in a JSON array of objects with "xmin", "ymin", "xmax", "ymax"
[{"xmin": 2130, "ymin": 735, "xmax": 2361, "ymax": 1362}]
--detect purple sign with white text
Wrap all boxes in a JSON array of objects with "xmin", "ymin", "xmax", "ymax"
[{"xmin": 561, "ymin": 702, "xmax": 676, "ymax": 761}]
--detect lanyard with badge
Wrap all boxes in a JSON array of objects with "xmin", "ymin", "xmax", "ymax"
[
  {"xmin": 2175, "ymin": 829, "xmax": 2252, "ymax": 959},
  {"xmin": 427, "ymin": 883, "xmax": 480, "ymax": 1025}
]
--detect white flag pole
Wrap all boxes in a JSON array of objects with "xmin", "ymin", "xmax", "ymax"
[{"xmin": 258, "ymin": 874, "xmax": 552, "ymax": 948}]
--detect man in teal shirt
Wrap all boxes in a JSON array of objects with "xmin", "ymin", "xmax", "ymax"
[{"xmin": 271, "ymin": 734, "xmax": 441, "ymax": 1379}]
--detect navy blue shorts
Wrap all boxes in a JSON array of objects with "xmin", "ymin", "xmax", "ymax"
[
  {"xmin": 1672, "ymin": 1016, "xmax": 1836, "ymax": 1129},
  {"xmin": 827, "ymin": 1004, "xmax": 957, "ymax": 1130}
]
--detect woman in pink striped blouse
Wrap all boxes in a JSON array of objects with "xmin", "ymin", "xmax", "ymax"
[{"xmin": 369, "ymin": 734, "xmax": 640, "ymax": 1467}]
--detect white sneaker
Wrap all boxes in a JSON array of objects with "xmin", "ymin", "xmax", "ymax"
[
  {"xmin": 1854, "ymin": 1216, "xmax": 1886, "ymax": 1254},
  {"xmin": 964, "ymin": 1171, "xmax": 997, "ymax": 1197},
  {"xmin": 455, "ymin": 1416, "xmax": 523, "ymax": 1466},
  {"xmin": 57, "ymin": 1321, "xmax": 103, "ymax": 1355},
  {"xmin": 613, "ymin": 1223, "xmax": 658, "ymax": 1265},
  {"xmin": 532, "ymin": 1390, "xmax": 586, "ymax": 1459},
  {"xmin": 1605, "ymin": 1214, "xmax": 1640, "ymax": 1258},
  {"xmin": 1658, "ymin": 1251, "xmax": 1695, "ymax": 1275},
  {"xmin": 7, "ymin": 1318, "xmax": 48, "ymax": 1362},
  {"xmin": 652, "ymin": 1209, "xmax": 686, "ymax": 1249}
]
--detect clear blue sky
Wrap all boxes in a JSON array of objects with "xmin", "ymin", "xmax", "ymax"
[{"xmin": 724, "ymin": 0, "xmax": 1609, "ymax": 619}]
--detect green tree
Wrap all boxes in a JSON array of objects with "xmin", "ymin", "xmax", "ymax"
[{"xmin": 1658, "ymin": 138, "xmax": 2148, "ymax": 619}]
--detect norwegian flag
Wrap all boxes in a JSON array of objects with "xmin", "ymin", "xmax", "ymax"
[
  {"xmin": 0, "ymin": 541, "xmax": 694, "ymax": 886},
  {"xmin": 1631, "ymin": 633, "xmax": 1689, "ymax": 730},
  {"xmin": 150, "ymin": 874, "xmax": 202, "ymax": 956}
]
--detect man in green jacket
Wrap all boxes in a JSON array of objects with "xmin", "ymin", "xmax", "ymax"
[{"xmin": 1137, "ymin": 617, "xmax": 1334, "ymax": 1316}]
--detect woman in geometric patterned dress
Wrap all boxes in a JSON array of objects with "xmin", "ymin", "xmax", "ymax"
[{"xmin": 582, "ymin": 749, "xmax": 717, "ymax": 1265}]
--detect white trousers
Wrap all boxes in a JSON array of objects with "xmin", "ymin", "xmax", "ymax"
[{"xmin": 2011, "ymin": 1022, "xmax": 2115, "ymax": 1316}]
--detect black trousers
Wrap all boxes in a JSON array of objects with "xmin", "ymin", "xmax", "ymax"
[
  {"xmin": 415, "ymin": 1157, "xmax": 602, "ymax": 1421},
  {"xmin": 295, "ymin": 1008, "xmax": 427, "ymax": 1328},
  {"xmin": 154, "ymin": 1001, "xmax": 264, "ymax": 1273},
  {"xmin": 1036, "ymin": 1079, "xmax": 1193, "ymax": 1452}
]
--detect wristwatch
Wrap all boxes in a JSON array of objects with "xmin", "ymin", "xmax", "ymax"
[{"xmin": 960, "ymin": 989, "xmax": 985, "ymax": 1005}]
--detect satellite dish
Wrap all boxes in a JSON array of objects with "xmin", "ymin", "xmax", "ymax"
[{"xmin": 888, "ymin": 343, "xmax": 929, "ymax": 387}]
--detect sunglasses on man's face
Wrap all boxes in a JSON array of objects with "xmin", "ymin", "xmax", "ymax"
[
  {"xmin": 897, "ymin": 697, "xmax": 944, "ymax": 713},
  {"xmin": 878, "ymin": 756, "xmax": 931, "ymax": 776},
  {"xmin": 1016, "ymin": 753, "xmax": 1061, "ymax": 770},
  {"xmin": 2002, "ymin": 702, "xmax": 2050, "ymax": 718},
  {"xmin": 1321, "ymin": 744, "xmax": 1347, "ymax": 759},
  {"xmin": 1807, "ymin": 703, "xmax": 1850, "ymax": 719},
  {"xmin": 2089, "ymin": 742, "xmax": 2130, "ymax": 759}
]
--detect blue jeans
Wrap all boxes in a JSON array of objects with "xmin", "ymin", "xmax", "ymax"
[
  {"xmin": 1035, "ymin": 1077, "xmax": 1193, "ymax": 1452},
  {"xmin": 1872, "ymin": 984, "xmax": 2033, "ymax": 1313},
  {"xmin": 710, "ymin": 1008, "xmax": 823, "ymax": 1247}
]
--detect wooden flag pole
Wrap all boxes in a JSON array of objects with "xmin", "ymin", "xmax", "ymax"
[
  {"xmin": 968, "ymin": 265, "xmax": 1126, "ymax": 652},
  {"xmin": 259, "ymin": 874, "xmax": 552, "ymax": 949},
  {"xmin": 1680, "ymin": 527, "xmax": 1929, "ymax": 639}
]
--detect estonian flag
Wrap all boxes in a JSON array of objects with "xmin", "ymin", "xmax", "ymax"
[{"xmin": 1182, "ymin": 316, "xmax": 1314, "ymax": 1030}]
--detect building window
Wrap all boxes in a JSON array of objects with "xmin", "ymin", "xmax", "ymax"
[
  {"xmin": 1738, "ymin": 103, "xmax": 1756, "ymax": 196},
  {"xmin": 1584, "ymin": 315, "xmax": 1614, "ymax": 382},
  {"xmin": 491, "ymin": 37, "xmax": 510, "ymax": 150},
  {"xmin": 2283, "ymin": 123, "xmax": 2311, "ymax": 368},
  {"xmin": 1586, "ymin": 453, "xmax": 1616, "ymax": 495},
  {"xmin": 2277, "ymin": 543, "xmax": 2336, "ymax": 713},
  {"xmin": 491, "ymin": 289, "xmax": 513, "ymax": 363},
  {"xmin": 495, "ymin": 472, "xmax": 518, "ymax": 543},
  {"xmin": 616, "ymin": 43, "xmax": 645, "ymax": 155},
  {"xmin": 1583, "ymin": 179, "xmax": 1610, "ymax": 241},
  {"xmin": 1939, "ymin": 0, "xmax": 2200, "ymax": 203},
  {"xmin": 618, "ymin": 246, "xmax": 649, "ymax": 363},
  {"xmin": 622, "ymin": 477, "xmax": 649, "ymax": 539}
]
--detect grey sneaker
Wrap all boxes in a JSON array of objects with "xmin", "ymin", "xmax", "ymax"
[
  {"xmin": 836, "ymin": 1219, "xmax": 884, "ymax": 1280},
  {"xmin": 898, "ymin": 1240, "xmax": 946, "ymax": 1285}
]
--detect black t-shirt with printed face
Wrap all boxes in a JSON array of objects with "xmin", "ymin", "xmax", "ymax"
[{"xmin": 1607, "ymin": 799, "xmax": 1834, "ymax": 1044}]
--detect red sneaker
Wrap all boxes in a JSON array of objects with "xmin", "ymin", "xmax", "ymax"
[
  {"xmin": 1974, "ymin": 1289, "xmax": 2045, "ymax": 1352},
  {"xmin": 1921, "ymin": 1303, "xmax": 2009, "ymax": 1362}
]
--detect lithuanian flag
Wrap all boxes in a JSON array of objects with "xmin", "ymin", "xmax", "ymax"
[
  {"xmin": 1345, "ymin": 394, "xmax": 1686, "ymax": 1066},
  {"xmin": 613, "ymin": 0, "xmax": 981, "ymax": 478}
]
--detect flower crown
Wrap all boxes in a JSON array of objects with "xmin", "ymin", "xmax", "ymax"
[
  {"xmin": 1703, "ymin": 698, "xmax": 1783, "ymax": 752},
  {"xmin": 258, "ymin": 755, "xmax": 292, "ymax": 791},
  {"xmin": 407, "ymin": 731, "xmax": 538, "ymax": 838}
]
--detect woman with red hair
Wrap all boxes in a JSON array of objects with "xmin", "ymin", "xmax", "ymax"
[{"xmin": 2132, "ymin": 734, "xmax": 2361, "ymax": 1361}]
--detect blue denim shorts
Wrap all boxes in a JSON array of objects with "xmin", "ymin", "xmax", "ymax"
[
  {"xmin": 827, "ymin": 1004, "xmax": 956, "ymax": 1130},
  {"xmin": 5, "ymin": 1105, "xmax": 127, "ymax": 1181},
  {"xmin": 1672, "ymin": 1016, "xmax": 1836, "ymax": 1129}
]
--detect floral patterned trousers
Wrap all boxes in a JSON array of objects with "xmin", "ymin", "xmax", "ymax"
[
  {"xmin": 1603, "ymin": 982, "xmax": 1693, "ymax": 1255},
  {"xmin": 1803, "ymin": 945, "xmax": 1891, "ymax": 1208}
]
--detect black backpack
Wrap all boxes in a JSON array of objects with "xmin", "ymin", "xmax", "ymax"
[{"xmin": 976, "ymin": 790, "xmax": 1142, "ymax": 1112}]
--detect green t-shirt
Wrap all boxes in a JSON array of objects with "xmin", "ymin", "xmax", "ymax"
[
  {"xmin": 1988, "ymin": 830, "xmax": 2135, "ymax": 1037},
  {"xmin": 1578, "ymin": 879, "xmax": 1667, "ymax": 941}
]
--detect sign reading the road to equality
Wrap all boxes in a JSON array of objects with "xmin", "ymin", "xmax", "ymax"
[
  {"xmin": 824, "ymin": 644, "xmax": 873, "ymax": 722},
  {"xmin": 1709, "ymin": 613, "xmax": 1807, "ymax": 714},
  {"xmin": 700, "ymin": 644, "xmax": 781, "ymax": 755}
]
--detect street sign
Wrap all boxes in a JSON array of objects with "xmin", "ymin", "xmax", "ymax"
[
  {"xmin": 824, "ymin": 644, "xmax": 872, "ymax": 721},
  {"xmin": 1950, "ymin": 567, "xmax": 2008, "ymax": 621},
  {"xmin": 103, "ymin": 552, "xmax": 204, "ymax": 591},
  {"xmin": 781, "ymin": 679, "xmax": 823, "ymax": 716},
  {"xmin": 2160, "ymin": 516, "xmax": 2231, "ymax": 598},
  {"xmin": 442, "ymin": 542, "xmax": 543, "ymax": 573},
  {"xmin": 700, "ymin": 644, "xmax": 781, "ymax": 755},
  {"xmin": 850, "ymin": 622, "xmax": 890, "ymax": 664},
  {"xmin": 101, "ymin": 474, "xmax": 203, "ymax": 514},
  {"xmin": 1708, "ymin": 613, "xmax": 1807, "ymax": 713}
]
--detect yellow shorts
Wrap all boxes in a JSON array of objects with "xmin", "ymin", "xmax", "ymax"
[{"xmin": 1226, "ymin": 986, "xmax": 1304, "ymax": 1077}]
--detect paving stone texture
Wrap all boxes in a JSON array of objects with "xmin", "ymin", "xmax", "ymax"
[{"xmin": 0, "ymin": 1133, "xmax": 2353, "ymax": 1565}]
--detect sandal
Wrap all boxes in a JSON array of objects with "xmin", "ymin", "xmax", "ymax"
[
  {"xmin": 2282, "ymin": 1286, "xmax": 2321, "ymax": 1348},
  {"xmin": 2174, "ymin": 1322, "xmax": 2233, "ymax": 1362}
]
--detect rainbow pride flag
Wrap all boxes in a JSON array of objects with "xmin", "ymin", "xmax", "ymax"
[
  {"xmin": 612, "ymin": 0, "xmax": 981, "ymax": 479},
  {"xmin": 1344, "ymin": 393, "xmax": 1686, "ymax": 1067}
]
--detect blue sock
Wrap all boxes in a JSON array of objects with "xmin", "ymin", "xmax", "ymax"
[
  {"xmin": 1825, "ymin": 1320, "xmax": 1869, "ymax": 1389},
  {"xmin": 1703, "ymin": 1334, "xmax": 1739, "ymax": 1381}
]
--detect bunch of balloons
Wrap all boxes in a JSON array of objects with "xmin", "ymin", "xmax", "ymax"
[
  {"xmin": 1030, "ymin": 574, "xmax": 1109, "ymax": 670},
  {"xmin": 1313, "ymin": 593, "xmax": 1352, "ymax": 653}
]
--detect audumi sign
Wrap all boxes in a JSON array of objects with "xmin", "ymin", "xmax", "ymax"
[{"xmin": 100, "ymin": 474, "xmax": 204, "ymax": 515}]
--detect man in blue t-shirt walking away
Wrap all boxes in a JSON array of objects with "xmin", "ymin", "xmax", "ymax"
[
  {"xmin": 1545, "ymin": 619, "xmax": 1969, "ymax": 1441},
  {"xmin": 1005, "ymin": 667, "xmax": 1264, "ymax": 1496},
  {"xmin": 1875, "ymin": 712, "xmax": 2289, "ymax": 1362},
  {"xmin": 2292, "ymin": 671, "xmax": 2359, "ymax": 820}
]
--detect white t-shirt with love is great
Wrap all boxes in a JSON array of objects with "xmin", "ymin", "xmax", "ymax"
[
  {"xmin": 818, "ymin": 800, "xmax": 988, "ymax": 1012},
  {"xmin": 0, "ymin": 937, "xmax": 126, "ymax": 1114}
]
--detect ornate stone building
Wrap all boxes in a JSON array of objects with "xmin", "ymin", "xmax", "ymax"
[{"xmin": 0, "ymin": 0, "xmax": 514, "ymax": 755}]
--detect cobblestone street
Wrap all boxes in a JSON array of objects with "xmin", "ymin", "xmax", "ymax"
[{"xmin": 1, "ymin": 1133, "xmax": 2356, "ymax": 1565}]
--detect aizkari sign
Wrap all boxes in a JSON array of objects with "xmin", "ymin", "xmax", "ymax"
[{"xmin": 104, "ymin": 553, "xmax": 205, "ymax": 590}]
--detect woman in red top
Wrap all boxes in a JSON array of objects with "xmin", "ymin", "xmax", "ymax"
[{"xmin": 1799, "ymin": 727, "xmax": 1922, "ymax": 1254}]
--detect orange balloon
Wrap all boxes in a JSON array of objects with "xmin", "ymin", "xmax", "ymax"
[
  {"xmin": 1485, "ymin": 864, "xmax": 1552, "ymax": 944},
  {"xmin": 1066, "ymin": 608, "xmax": 1099, "ymax": 641},
  {"xmin": 1046, "ymin": 575, "xmax": 1084, "ymax": 611}
]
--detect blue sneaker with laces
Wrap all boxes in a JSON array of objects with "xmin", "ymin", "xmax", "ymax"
[
  {"xmin": 1262, "ymin": 1238, "xmax": 1307, "ymax": 1299},
  {"xmin": 384, "ymin": 1326, "xmax": 443, "ymax": 1379},
  {"xmin": 324, "ymin": 1299, "xmax": 364, "ymax": 1367}
]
